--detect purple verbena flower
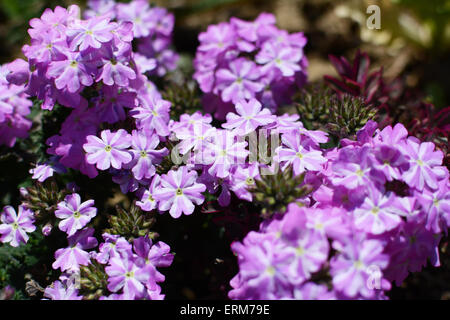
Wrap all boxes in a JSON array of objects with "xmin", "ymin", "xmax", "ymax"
[
  {"xmin": 0, "ymin": 205, "xmax": 36, "ymax": 247},
  {"xmin": 55, "ymin": 193, "xmax": 97, "ymax": 236},
  {"xmin": 153, "ymin": 166, "xmax": 206, "ymax": 218},
  {"xmin": 83, "ymin": 129, "xmax": 132, "ymax": 170}
]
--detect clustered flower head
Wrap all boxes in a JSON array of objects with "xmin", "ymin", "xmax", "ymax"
[
  {"xmin": 194, "ymin": 13, "xmax": 308, "ymax": 120},
  {"xmin": 85, "ymin": 0, "xmax": 178, "ymax": 77},
  {"xmin": 3, "ymin": 2, "xmax": 177, "ymax": 179},
  {"xmin": 0, "ymin": 2, "xmax": 449, "ymax": 302},
  {"xmin": 229, "ymin": 121, "xmax": 449, "ymax": 300},
  {"xmin": 0, "ymin": 63, "xmax": 32, "ymax": 147}
]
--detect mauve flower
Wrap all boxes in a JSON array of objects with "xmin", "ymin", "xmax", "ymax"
[
  {"xmin": 128, "ymin": 130, "xmax": 168, "ymax": 180},
  {"xmin": 52, "ymin": 228, "xmax": 98, "ymax": 272},
  {"xmin": 197, "ymin": 22, "xmax": 236, "ymax": 54},
  {"xmin": 46, "ymin": 51, "xmax": 93, "ymax": 93},
  {"xmin": 174, "ymin": 122, "xmax": 216, "ymax": 156},
  {"xmin": 416, "ymin": 179, "xmax": 450, "ymax": 233},
  {"xmin": 154, "ymin": 166, "xmax": 206, "ymax": 218},
  {"xmin": 230, "ymin": 13, "xmax": 277, "ymax": 42},
  {"xmin": 133, "ymin": 236, "xmax": 174, "ymax": 287},
  {"xmin": 96, "ymin": 53, "xmax": 136, "ymax": 87},
  {"xmin": 400, "ymin": 137, "xmax": 447, "ymax": 191},
  {"xmin": 29, "ymin": 160, "xmax": 67, "ymax": 182},
  {"xmin": 83, "ymin": 129, "xmax": 132, "ymax": 170},
  {"xmin": 95, "ymin": 85, "xmax": 136, "ymax": 124},
  {"xmin": 353, "ymin": 187, "xmax": 402, "ymax": 235},
  {"xmin": 229, "ymin": 232, "xmax": 293, "ymax": 300},
  {"xmin": 44, "ymin": 280, "xmax": 82, "ymax": 300},
  {"xmin": 170, "ymin": 111, "xmax": 212, "ymax": 133},
  {"xmin": 284, "ymin": 230, "xmax": 329, "ymax": 285},
  {"xmin": 0, "ymin": 205, "xmax": 36, "ymax": 247},
  {"xmin": 371, "ymin": 145, "xmax": 409, "ymax": 182},
  {"xmin": 66, "ymin": 15, "xmax": 114, "ymax": 51},
  {"xmin": 222, "ymin": 99, "xmax": 275, "ymax": 135},
  {"xmin": 105, "ymin": 252, "xmax": 152, "ymax": 299},
  {"xmin": 331, "ymin": 146, "xmax": 374, "ymax": 190},
  {"xmin": 230, "ymin": 163, "xmax": 260, "ymax": 202},
  {"xmin": 96, "ymin": 234, "xmax": 132, "ymax": 264},
  {"xmin": 291, "ymin": 282, "xmax": 336, "ymax": 300},
  {"xmin": 276, "ymin": 132, "xmax": 327, "ymax": 176},
  {"xmin": 215, "ymin": 58, "xmax": 264, "ymax": 104},
  {"xmin": 204, "ymin": 130, "xmax": 249, "ymax": 179},
  {"xmin": 55, "ymin": 193, "xmax": 97, "ymax": 236},
  {"xmin": 256, "ymin": 42, "xmax": 302, "ymax": 77},
  {"xmin": 131, "ymin": 96, "xmax": 171, "ymax": 136},
  {"xmin": 116, "ymin": 0, "xmax": 155, "ymax": 38},
  {"xmin": 136, "ymin": 175, "xmax": 161, "ymax": 212},
  {"xmin": 330, "ymin": 237, "xmax": 390, "ymax": 298}
]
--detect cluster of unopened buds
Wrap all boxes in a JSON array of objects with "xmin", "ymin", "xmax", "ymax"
[{"xmin": 0, "ymin": 1, "xmax": 448, "ymax": 300}]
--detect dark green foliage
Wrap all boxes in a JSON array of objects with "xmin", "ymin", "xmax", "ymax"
[
  {"xmin": 21, "ymin": 180, "xmax": 70, "ymax": 225},
  {"xmin": 162, "ymin": 81, "xmax": 202, "ymax": 120},
  {"xmin": 251, "ymin": 166, "xmax": 312, "ymax": 219},
  {"xmin": 104, "ymin": 201, "xmax": 158, "ymax": 241},
  {"xmin": 295, "ymin": 85, "xmax": 377, "ymax": 140},
  {"xmin": 0, "ymin": 232, "xmax": 57, "ymax": 299},
  {"xmin": 326, "ymin": 94, "xmax": 377, "ymax": 139},
  {"xmin": 79, "ymin": 260, "xmax": 109, "ymax": 300},
  {"xmin": 294, "ymin": 85, "xmax": 334, "ymax": 131}
]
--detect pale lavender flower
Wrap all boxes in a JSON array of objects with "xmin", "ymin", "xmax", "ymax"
[
  {"xmin": 97, "ymin": 54, "xmax": 136, "ymax": 87},
  {"xmin": 400, "ymin": 137, "xmax": 447, "ymax": 191},
  {"xmin": 229, "ymin": 232, "xmax": 293, "ymax": 300},
  {"xmin": 128, "ymin": 130, "xmax": 168, "ymax": 180},
  {"xmin": 44, "ymin": 280, "xmax": 82, "ymax": 300},
  {"xmin": 202, "ymin": 130, "xmax": 249, "ymax": 179},
  {"xmin": 136, "ymin": 175, "xmax": 161, "ymax": 212},
  {"xmin": 131, "ymin": 96, "xmax": 171, "ymax": 136},
  {"xmin": 52, "ymin": 228, "xmax": 98, "ymax": 272},
  {"xmin": 46, "ymin": 51, "xmax": 93, "ymax": 93},
  {"xmin": 197, "ymin": 22, "xmax": 236, "ymax": 54},
  {"xmin": 153, "ymin": 166, "xmax": 206, "ymax": 218},
  {"xmin": 215, "ymin": 58, "xmax": 264, "ymax": 104},
  {"xmin": 174, "ymin": 122, "xmax": 216, "ymax": 156},
  {"xmin": 222, "ymin": 99, "xmax": 275, "ymax": 135},
  {"xmin": 66, "ymin": 16, "xmax": 114, "ymax": 51},
  {"xmin": 330, "ymin": 237, "xmax": 390, "ymax": 298},
  {"xmin": 169, "ymin": 111, "xmax": 212, "ymax": 133},
  {"xmin": 230, "ymin": 163, "xmax": 260, "ymax": 202},
  {"xmin": 0, "ymin": 205, "xmax": 36, "ymax": 247},
  {"xmin": 284, "ymin": 230, "xmax": 329, "ymax": 285},
  {"xmin": 116, "ymin": 0, "xmax": 154, "ymax": 38},
  {"xmin": 96, "ymin": 233, "xmax": 132, "ymax": 264},
  {"xmin": 29, "ymin": 160, "xmax": 67, "ymax": 182},
  {"xmin": 55, "ymin": 193, "xmax": 97, "ymax": 236},
  {"xmin": 276, "ymin": 132, "xmax": 327, "ymax": 176},
  {"xmin": 331, "ymin": 146, "xmax": 374, "ymax": 190},
  {"xmin": 371, "ymin": 145, "xmax": 408, "ymax": 182},
  {"xmin": 105, "ymin": 253, "xmax": 152, "ymax": 299},
  {"xmin": 416, "ymin": 179, "xmax": 450, "ymax": 233},
  {"xmin": 291, "ymin": 282, "xmax": 336, "ymax": 300},
  {"xmin": 83, "ymin": 129, "xmax": 132, "ymax": 170},
  {"xmin": 353, "ymin": 187, "xmax": 402, "ymax": 235},
  {"xmin": 256, "ymin": 42, "xmax": 302, "ymax": 76}
]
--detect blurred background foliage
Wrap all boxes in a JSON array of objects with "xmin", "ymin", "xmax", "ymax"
[{"xmin": 0, "ymin": 0, "xmax": 449, "ymax": 300}]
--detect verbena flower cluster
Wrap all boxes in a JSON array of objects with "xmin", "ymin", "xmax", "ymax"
[
  {"xmin": 194, "ymin": 13, "xmax": 308, "ymax": 120},
  {"xmin": 85, "ymin": 0, "xmax": 178, "ymax": 77},
  {"xmin": 0, "ymin": 3, "xmax": 448, "ymax": 301},
  {"xmin": 229, "ymin": 121, "xmax": 449, "ymax": 299},
  {"xmin": 0, "ymin": 64, "xmax": 32, "ymax": 147}
]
